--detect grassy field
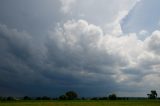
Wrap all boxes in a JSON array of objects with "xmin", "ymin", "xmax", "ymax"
[{"xmin": 0, "ymin": 100, "xmax": 160, "ymax": 106}]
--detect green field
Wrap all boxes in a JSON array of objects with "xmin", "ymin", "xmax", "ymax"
[{"xmin": 0, "ymin": 100, "xmax": 160, "ymax": 106}]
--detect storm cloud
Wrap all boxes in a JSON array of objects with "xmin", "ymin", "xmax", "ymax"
[{"xmin": 0, "ymin": 0, "xmax": 160, "ymax": 97}]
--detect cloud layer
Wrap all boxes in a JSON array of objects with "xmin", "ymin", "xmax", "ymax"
[
  {"xmin": 0, "ymin": 0, "xmax": 160, "ymax": 97},
  {"xmin": 1, "ymin": 18, "xmax": 160, "ymax": 97}
]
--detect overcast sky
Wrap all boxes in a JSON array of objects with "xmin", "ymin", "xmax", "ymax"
[{"xmin": 0, "ymin": 0, "xmax": 160, "ymax": 97}]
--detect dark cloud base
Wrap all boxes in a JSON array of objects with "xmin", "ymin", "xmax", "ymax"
[{"xmin": 0, "ymin": 0, "xmax": 160, "ymax": 97}]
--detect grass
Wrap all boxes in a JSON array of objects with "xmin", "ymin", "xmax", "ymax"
[{"xmin": 0, "ymin": 100, "xmax": 160, "ymax": 106}]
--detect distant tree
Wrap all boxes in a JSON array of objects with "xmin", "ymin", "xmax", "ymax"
[
  {"xmin": 36, "ymin": 97, "xmax": 42, "ymax": 100},
  {"xmin": 1, "ymin": 97, "xmax": 7, "ymax": 101},
  {"xmin": 0, "ymin": 97, "xmax": 7, "ymax": 101},
  {"xmin": 42, "ymin": 96, "xmax": 51, "ymax": 100},
  {"xmin": 7, "ymin": 96, "xmax": 15, "ymax": 101},
  {"xmin": 108, "ymin": 94, "xmax": 117, "ymax": 100},
  {"xmin": 59, "ymin": 95, "xmax": 67, "ymax": 100},
  {"xmin": 81, "ymin": 97, "xmax": 86, "ymax": 100},
  {"xmin": 147, "ymin": 90, "xmax": 157, "ymax": 99},
  {"xmin": 52, "ymin": 97, "xmax": 58, "ymax": 100},
  {"xmin": 91, "ymin": 97, "xmax": 99, "ymax": 100},
  {"xmin": 23, "ymin": 96, "xmax": 31, "ymax": 100},
  {"xmin": 0, "ymin": 97, "xmax": 2, "ymax": 101},
  {"xmin": 65, "ymin": 91, "xmax": 78, "ymax": 100},
  {"xmin": 59, "ymin": 91, "xmax": 78, "ymax": 100},
  {"xmin": 99, "ymin": 97, "xmax": 108, "ymax": 100}
]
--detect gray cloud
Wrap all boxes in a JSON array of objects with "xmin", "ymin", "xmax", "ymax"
[
  {"xmin": 0, "ymin": 20, "xmax": 123, "ymax": 97},
  {"xmin": 1, "ymin": 18, "xmax": 160, "ymax": 97},
  {"xmin": 0, "ymin": 0, "xmax": 160, "ymax": 97},
  {"xmin": 0, "ymin": 0, "xmax": 63, "ymax": 36}
]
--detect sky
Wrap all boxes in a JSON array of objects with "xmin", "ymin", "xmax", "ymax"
[{"xmin": 0, "ymin": 0, "xmax": 160, "ymax": 97}]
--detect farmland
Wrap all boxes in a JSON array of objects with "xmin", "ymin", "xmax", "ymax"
[{"xmin": 0, "ymin": 100, "xmax": 160, "ymax": 106}]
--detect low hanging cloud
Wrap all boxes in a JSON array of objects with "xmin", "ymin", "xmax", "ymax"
[{"xmin": 1, "ymin": 19, "xmax": 160, "ymax": 97}]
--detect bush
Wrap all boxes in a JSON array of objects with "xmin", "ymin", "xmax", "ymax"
[
  {"xmin": 7, "ymin": 97, "xmax": 15, "ymax": 101},
  {"xmin": 65, "ymin": 91, "xmax": 78, "ymax": 100},
  {"xmin": 59, "ymin": 91, "xmax": 78, "ymax": 100},
  {"xmin": 41, "ymin": 96, "xmax": 51, "ymax": 100},
  {"xmin": 108, "ymin": 94, "xmax": 117, "ymax": 100},
  {"xmin": 23, "ymin": 96, "xmax": 32, "ymax": 100},
  {"xmin": 59, "ymin": 95, "xmax": 67, "ymax": 100}
]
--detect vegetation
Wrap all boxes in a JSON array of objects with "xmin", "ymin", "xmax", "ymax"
[
  {"xmin": 108, "ymin": 93, "xmax": 117, "ymax": 100},
  {"xmin": 0, "ymin": 90, "xmax": 159, "ymax": 101},
  {"xmin": 0, "ymin": 90, "xmax": 159, "ymax": 106},
  {"xmin": 0, "ymin": 100, "xmax": 160, "ymax": 106},
  {"xmin": 59, "ymin": 91, "xmax": 78, "ymax": 100},
  {"xmin": 23, "ymin": 96, "xmax": 32, "ymax": 100},
  {"xmin": 147, "ymin": 90, "xmax": 158, "ymax": 99}
]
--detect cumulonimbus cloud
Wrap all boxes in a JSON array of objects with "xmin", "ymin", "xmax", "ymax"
[
  {"xmin": 1, "ymin": 18, "xmax": 160, "ymax": 96},
  {"xmin": 47, "ymin": 19, "xmax": 160, "ymax": 92}
]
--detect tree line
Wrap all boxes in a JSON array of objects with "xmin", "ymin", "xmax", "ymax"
[{"xmin": 0, "ymin": 90, "xmax": 159, "ymax": 101}]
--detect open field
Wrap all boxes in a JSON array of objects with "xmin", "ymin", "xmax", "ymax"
[{"xmin": 0, "ymin": 100, "xmax": 160, "ymax": 106}]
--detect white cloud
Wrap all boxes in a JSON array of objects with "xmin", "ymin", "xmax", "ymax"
[
  {"xmin": 103, "ymin": 0, "xmax": 141, "ymax": 36},
  {"xmin": 60, "ymin": 0, "xmax": 76, "ymax": 14},
  {"xmin": 47, "ymin": 19, "xmax": 160, "ymax": 95},
  {"xmin": 145, "ymin": 31, "xmax": 160, "ymax": 54},
  {"xmin": 139, "ymin": 30, "xmax": 148, "ymax": 39},
  {"xmin": 1, "ymin": 18, "xmax": 160, "ymax": 96},
  {"xmin": 1, "ymin": 0, "xmax": 160, "ymax": 97}
]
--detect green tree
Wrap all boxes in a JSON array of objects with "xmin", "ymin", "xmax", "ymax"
[
  {"xmin": 65, "ymin": 91, "xmax": 78, "ymax": 100},
  {"xmin": 36, "ymin": 97, "xmax": 42, "ymax": 100},
  {"xmin": 108, "ymin": 93, "xmax": 117, "ymax": 100},
  {"xmin": 7, "ymin": 97, "xmax": 15, "ymax": 101},
  {"xmin": 147, "ymin": 90, "xmax": 157, "ymax": 99},
  {"xmin": 42, "ymin": 96, "xmax": 51, "ymax": 100},
  {"xmin": 0, "ymin": 97, "xmax": 2, "ymax": 101},
  {"xmin": 59, "ymin": 91, "xmax": 78, "ymax": 100},
  {"xmin": 59, "ymin": 95, "xmax": 67, "ymax": 100},
  {"xmin": 23, "ymin": 96, "xmax": 31, "ymax": 100}
]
